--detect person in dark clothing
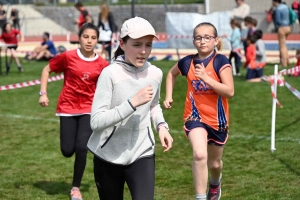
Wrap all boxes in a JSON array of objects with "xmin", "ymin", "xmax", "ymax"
[
  {"xmin": 291, "ymin": 0, "xmax": 300, "ymax": 28},
  {"xmin": 10, "ymin": 7, "xmax": 20, "ymax": 30},
  {"xmin": 97, "ymin": 2, "xmax": 117, "ymax": 61},
  {"xmin": 0, "ymin": 4, "xmax": 7, "ymax": 33}
]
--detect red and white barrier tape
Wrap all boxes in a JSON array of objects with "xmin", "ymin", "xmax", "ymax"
[
  {"xmin": 284, "ymin": 81, "xmax": 300, "ymax": 99},
  {"xmin": 278, "ymin": 66, "xmax": 300, "ymax": 76},
  {"xmin": 0, "ymin": 74, "xmax": 64, "ymax": 91},
  {"xmin": 269, "ymin": 75, "xmax": 284, "ymax": 108},
  {"xmin": 268, "ymin": 66, "xmax": 300, "ymax": 107}
]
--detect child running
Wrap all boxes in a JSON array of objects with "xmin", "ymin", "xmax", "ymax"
[
  {"xmin": 38, "ymin": 23, "xmax": 109, "ymax": 200},
  {"xmin": 164, "ymin": 22, "xmax": 234, "ymax": 200},
  {"xmin": 0, "ymin": 22, "xmax": 24, "ymax": 74},
  {"xmin": 87, "ymin": 17, "xmax": 173, "ymax": 200}
]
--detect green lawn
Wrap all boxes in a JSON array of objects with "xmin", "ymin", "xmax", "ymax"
[{"xmin": 0, "ymin": 59, "xmax": 300, "ymax": 200}]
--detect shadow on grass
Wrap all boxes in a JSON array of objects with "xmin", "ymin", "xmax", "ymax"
[
  {"xmin": 271, "ymin": 154, "xmax": 300, "ymax": 177},
  {"xmin": 275, "ymin": 117, "xmax": 300, "ymax": 134},
  {"xmin": 31, "ymin": 181, "xmax": 91, "ymax": 195}
]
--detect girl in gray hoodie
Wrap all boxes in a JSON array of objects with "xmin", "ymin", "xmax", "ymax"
[{"xmin": 88, "ymin": 17, "xmax": 173, "ymax": 200}]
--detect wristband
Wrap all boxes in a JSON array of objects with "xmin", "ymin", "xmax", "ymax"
[
  {"xmin": 157, "ymin": 122, "xmax": 169, "ymax": 132},
  {"xmin": 39, "ymin": 91, "xmax": 47, "ymax": 96}
]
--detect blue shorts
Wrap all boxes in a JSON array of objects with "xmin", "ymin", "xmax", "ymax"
[
  {"xmin": 184, "ymin": 121, "xmax": 228, "ymax": 146},
  {"xmin": 246, "ymin": 68, "xmax": 263, "ymax": 80}
]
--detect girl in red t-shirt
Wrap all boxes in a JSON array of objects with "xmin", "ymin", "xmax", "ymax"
[
  {"xmin": 38, "ymin": 23, "xmax": 109, "ymax": 200},
  {"xmin": 0, "ymin": 22, "xmax": 24, "ymax": 74}
]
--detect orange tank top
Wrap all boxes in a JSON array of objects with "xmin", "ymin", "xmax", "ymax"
[{"xmin": 183, "ymin": 55, "xmax": 229, "ymax": 131}]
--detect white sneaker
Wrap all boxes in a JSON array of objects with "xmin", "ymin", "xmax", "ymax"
[{"xmin": 70, "ymin": 188, "xmax": 82, "ymax": 200}]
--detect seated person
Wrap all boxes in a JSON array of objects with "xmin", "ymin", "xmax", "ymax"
[
  {"xmin": 247, "ymin": 30, "xmax": 267, "ymax": 82},
  {"xmin": 27, "ymin": 32, "xmax": 57, "ymax": 61},
  {"xmin": 244, "ymin": 35, "xmax": 259, "ymax": 80}
]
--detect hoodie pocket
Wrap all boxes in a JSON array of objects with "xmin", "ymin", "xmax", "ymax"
[
  {"xmin": 101, "ymin": 126, "xmax": 117, "ymax": 148},
  {"xmin": 147, "ymin": 127, "xmax": 154, "ymax": 146}
]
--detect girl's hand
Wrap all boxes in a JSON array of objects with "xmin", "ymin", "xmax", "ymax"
[
  {"xmin": 39, "ymin": 95, "xmax": 49, "ymax": 107},
  {"xmin": 163, "ymin": 98, "xmax": 173, "ymax": 109},
  {"xmin": 158, "ymin": 127, "xmax": 173, "ymax": 152},
  {"xmin": 195, "ymin": 63, "xmax": 209, "ymax": 82},
  {"xmin": 130, "ymin": 85, "xmax": 153, "ymax": 107}
]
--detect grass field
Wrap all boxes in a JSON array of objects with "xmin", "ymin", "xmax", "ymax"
[{"xmin": 0, "ymin": 59, "xmax": 300, "ymax": 200}]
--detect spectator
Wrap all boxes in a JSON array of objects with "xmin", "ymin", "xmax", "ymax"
[
  {"xmin": 241, "ymin": 16, "xmax": 252, "ymax": 55},
  {"xmin": 244, "ymin": 35, "xmax": 258, "ymax": 80},
  {"xmin": 0, "ymin": 4, "xmax": 7, "ymax": 32},
  {"xmin": 231, "ymin": 0, "xmax": 251, "ymax": 24},
  {"xmin": 27, "ymin": 32, "xmax": 57, "ymax": 61},
  {"xmin": 10, "ymin": 7, "xmax": 20, "ymax": 30},
  {"xmin": 290, "ymin": 49, "xmax": 300, "ymax": 76},
  {"xmin": 247, "ymin": 30, "xmax": 267, "ymax": 82},
  {"xmin": 291, "ymin": 0, "xmax": 300, "ymax": 28},
  {"xmin": 74, "ymin": 2, "xmax": 93, "ymax": 31},
  {"xmin": 0, "ymin": 22, "xmax": 24, "ymax": 74},
  {"xmin": 272, "ymin": 0, "xmax": 291, "ymax": 67},
  {"xmin": 97, "ymin": 2, "xmax": 118, "ymax": 61},
  {"xmin": 221, "ymin": 19, "xmax": 242, "ymax": 76},
  {"xmin": 248, "ymin": 17, "xmax": 257, "ymax": 35}
]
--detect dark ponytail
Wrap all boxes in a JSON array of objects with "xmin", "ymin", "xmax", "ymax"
[{"xmin": 113, "ymin": 36, "xmax": 130, "ymax": 60}]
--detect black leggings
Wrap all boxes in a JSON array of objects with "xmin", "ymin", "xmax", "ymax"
[
  {"xmin": 60, "ymin": 115, "xmax": 92, "ymax": 187},
  {"xmin": 93, "ymin": 155, "xmax": 155, "ymax": 200},
  {"xmin": 229, "ymin": 51, "xmax": 241, "ymax": 74}
]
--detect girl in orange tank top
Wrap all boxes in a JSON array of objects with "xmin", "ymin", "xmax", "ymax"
[{"xmin": 164, "ymin": 22, "xmax": 234, "ymax": 200}]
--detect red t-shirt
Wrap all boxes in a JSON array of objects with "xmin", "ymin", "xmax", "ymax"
[
  {"xmin": 78, "ymin": 10, "xmax": 89, "ymax": 29},
  {"xmin": 244, "ymin": 44, "xmax": 256, "ymax": 69},
  {"xmin": 0, "ymin": 29, "xmax": 20, "ymax": 45},
  {"xmin": 296, "ymin": 58, "xmax": 300, "ymax": 67},
  {"xmin": 49, "ymin": 49, "xmax": 109, "ymax": 114}
]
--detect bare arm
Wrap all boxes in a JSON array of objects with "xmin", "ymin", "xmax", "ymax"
[
  {"xmin": 163, "ymin": 63, "xmax": 180, "ymax": 109},
  {"xmin": 39, "ymin": 65, "xmax": 51, "ymax": 107},
  {"xmin": 19, "ymin": 32, "xmax": 24, "ymax": 42},
  {"xmin": 40, "ymin": 44, "xmax": 49, "ymax": 51}
]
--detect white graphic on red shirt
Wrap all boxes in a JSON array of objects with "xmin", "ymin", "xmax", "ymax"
[{"xmin": 82, "ymin": 72, "xmax": 91, "ymax": 80}]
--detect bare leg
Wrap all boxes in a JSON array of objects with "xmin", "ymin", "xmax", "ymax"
[
  {"xmin": 36, "ymin": 50, "xmax": 47, "ymax": 60},
  {"xmin": 11, "ymin": 49, "xmax": 21, "ymax": 66},
  {"xmin": 28, "ymin": 46, "xmax": 42, "ymax": 60},
  {"xmin": 207, "ymin": 144, "xmax": 224, "ymax": 182},
  {"xmin": 188, "ymin": 128, "xmax": 208, "ymax": 194}
]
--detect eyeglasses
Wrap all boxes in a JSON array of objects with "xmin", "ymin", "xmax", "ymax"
[{"xmin": 193, "ymin": 35, "xmax": 216, "ymax": 43}]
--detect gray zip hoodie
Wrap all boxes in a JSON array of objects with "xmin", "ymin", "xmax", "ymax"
[{"xmin": 87, "ymin": 56, "xmax": 168, "ymax": 165}]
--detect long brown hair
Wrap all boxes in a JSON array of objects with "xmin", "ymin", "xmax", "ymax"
[
  {"xmin": 113, "ymin": 36, "xmax": 130, "ymax": 60},
  {"xmin": 100, "ymin": 3, "xmax": 110, "ymax": 22},
  {"xmin": 193, "ymin": 22, "xmax": 223, "ymax": 51}
]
